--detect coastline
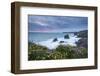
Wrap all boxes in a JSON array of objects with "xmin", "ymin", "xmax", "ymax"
[{"xmin": 36, "ymin": 36, "xmax": 80, "ymax": 50}]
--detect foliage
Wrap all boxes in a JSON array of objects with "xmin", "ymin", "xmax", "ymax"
[
  {"xmin": 28, "ymin": 42, "xmax": 48, "ymax": 54},
  {"xmin": 28, "ymin": 42, "xmax": 88, "ymax": 60},
  {"xmin": 55, "ymin": 45, "xmax": 74, "ymax": 58},
  {"xmin": 71, "ymin": 47, "xmax": 88, "ymax": 58},
  {"xmin": 28, "ymin": 30, "xmax": 88, "ymax": 60},
  {"xmin": 28, "ymin": 42, "xmax": 49, "ymax": 60}
]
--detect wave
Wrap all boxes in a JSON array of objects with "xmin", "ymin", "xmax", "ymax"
[{"xmin": 36, "ymin": 36, "xmax": 80, "ymax": 49}]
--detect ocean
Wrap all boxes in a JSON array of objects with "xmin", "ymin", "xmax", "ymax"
[
  {"xmin": 28, "ymin": 32, "xmax": 81, "ymax": 49},
  {"xmin": 28, "ymin": 32, "xmax": 74, "ymax": 43}
]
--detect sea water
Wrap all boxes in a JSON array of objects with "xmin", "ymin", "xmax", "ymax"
[
  {"xmin": 28, "ymin": 32, "xmax": 80, "ymax": 49},
  {"xmin": 28, "ymin": 32, "xmax": 74, "ymax": 43}
]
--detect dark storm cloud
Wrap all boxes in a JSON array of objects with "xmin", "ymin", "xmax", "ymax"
[{"xmin": 28, "ymin": 15, "xmax": 88, "ymax": 32}]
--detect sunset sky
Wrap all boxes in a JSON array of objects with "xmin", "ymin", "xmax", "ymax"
[{"xmin": 28, "ymin": 15, "xmax": 88, "ymax": 32}]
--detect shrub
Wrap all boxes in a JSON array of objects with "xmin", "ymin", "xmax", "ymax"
[
  {"xmin": 48, "ymin": 51, "xmax": 63, "ymax": 59},
  {"xmin": 80, "ymin": 48, "xmax": 88, "ymax": 58},
  {"xmin": 28, "ymin": 42, "xmax": 49, "ymax": 60},
  {"xmin": 28, "ymin": 50, "xmax": 49, "ymax": 60},
  {"xmin": 28, "ymin": 42, "xmax": 88, "ymax": 60},
  {"xmin": 71, "ymin": 47, "xmax": 88, "ymax": 58},
  {"xmin": 55, "ymin": 45, "xmax": 74, "ymax": 58}
]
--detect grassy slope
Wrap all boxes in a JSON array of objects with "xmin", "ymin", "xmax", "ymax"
[{"xmin": 28, "ymin": 43, "xmax": 87, "ymax": 60}]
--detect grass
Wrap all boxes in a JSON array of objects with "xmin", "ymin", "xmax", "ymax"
[{"xmin": 28, "ymin": 42, "xmax": 88, "ymax": 60}]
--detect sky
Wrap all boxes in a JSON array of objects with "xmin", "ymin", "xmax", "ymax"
[{"xmin": 28, "ymin": 15, "xmax": 88, "ymax": 32}]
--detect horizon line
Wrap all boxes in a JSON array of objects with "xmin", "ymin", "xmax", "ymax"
[{"xmin": 28, "ymin": 29, "xmax": 87, "ymax": 33}]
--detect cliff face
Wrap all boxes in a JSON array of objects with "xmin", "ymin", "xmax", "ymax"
[
  {"xmin": 75, "ymin": 30, "xmax": 88, "ymax": 38},
  {"xmin": 75, "ymin": 30, "xmax": 88, "ymax": 48}
]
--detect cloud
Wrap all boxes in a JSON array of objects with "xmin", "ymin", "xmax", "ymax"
[
  {"xmin": 28, "ymin": 15, "xmax": 88, "ymax": 32},
  {"xmin": 33, "ymin": 20, "xmax": 48, "ymax": 26},
  {"xmin": 28, "ymin": 16, "xmax": 49, "ymax": 26}
]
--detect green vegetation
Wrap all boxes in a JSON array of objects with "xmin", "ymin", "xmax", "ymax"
[
  {"xmin": 28, "ymin": 42, "xmax": 88, "ymax": 60},
  {"xmin": 28, "ymin": 42, "xmax": 49, "ymax": 60},
  {"xmin": 28, "ymin": 42, "xmax": 48, "ymax": 54}
]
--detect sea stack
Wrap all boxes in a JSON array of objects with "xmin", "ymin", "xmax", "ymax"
[
  {"xmin": 53, "ymin": 38, "xmax": 58, "ymax": 42},
  {"xmin": 64, "ymin": 34, "xmax": 70, "ymax": 39}
]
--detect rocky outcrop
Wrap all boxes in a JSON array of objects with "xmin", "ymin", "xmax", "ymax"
[
  {"xmin": 75, "ymin": 38, "xmax": 88, "ymax": 48},
  {"xmin": 64, "ymin": 34, "xmax": 69, "ymax": 39},
  {"xmin": 75, "ymin": 30, "xmax": 88, "ymax": 49},
  {"xmin": 75, "ymin": 30, "xmax": 88, "ymax": 38},
  {"xmin": 59, "ymin": 41, "xmax": 64, "ymax": 43},
  {"xmin": 53, "ymin": 38, "xmax": 58, "ymax": 42}
]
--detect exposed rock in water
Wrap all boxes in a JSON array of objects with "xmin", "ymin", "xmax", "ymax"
[
  {"xmin": 64, "ymin": 34, "xmax": 69, "ymax": 39},
  {"xmin": 59, "ymin": 41, "xmax": 64, "ymax": 43},
  {"xmin": 53, "ymin": 38, "xmax": 58, "ymax": 42}
]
